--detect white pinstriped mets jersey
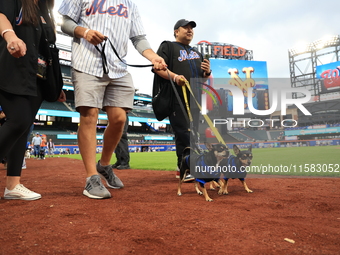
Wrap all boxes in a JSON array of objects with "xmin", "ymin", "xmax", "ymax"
[{"xmin": 58, "ymin": 0, "xmax": 146, "ymax": 78}]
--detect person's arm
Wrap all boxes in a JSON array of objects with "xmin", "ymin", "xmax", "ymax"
[
  {"xmin": 130, "ymin": 35, "xmax": 167, "ymax": 71},
  {"xmin": 0, "ymin": 13, "xmax": 26, "ymax": 57},
  {"xmin": 61, "ymin": 15, "xmax": 105, "ymax": 46},
  {"xmin": 141, "ymin": 48, "xmax": 167, "ymax": 71},
  {"xmin": 154, "ymin": 68, "xmax": 187, "ymax": 86},
  {"xmin": 152, "ymin": 42, "xmax": 186, "ymax": 85},
  {"xmin": 155, "ymin": 55, "xmax": 211, "ymax": 85}
]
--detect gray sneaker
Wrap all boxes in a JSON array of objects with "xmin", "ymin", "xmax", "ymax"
[
  {"xmin": 83, "ymin": 175, "xmax": 111, "ymax": 199},
  {"xmin": 97, "ymin": 160, "xmax": 124, "ymax": 189}
]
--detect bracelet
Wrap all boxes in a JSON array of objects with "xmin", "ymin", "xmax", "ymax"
[
  {"xmin": 173, "ymin": 74, "xmax": 178, "ymax": 83},
  {"xmin": 83, "ymin": 29, "xmax": 90, "ymax": 39},
  {"xmin": 1, "ymin": 29, "xmax": 14, "ymax": 38}
]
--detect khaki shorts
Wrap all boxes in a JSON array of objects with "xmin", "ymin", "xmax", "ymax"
[{"xmin": 72, "ymin": 69, "xmax": 134, "ymax": 111}]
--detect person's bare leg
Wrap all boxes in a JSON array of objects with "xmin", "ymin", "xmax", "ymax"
[
  {"xmin": 100, "ymin": 107, "xmax": 126, "ymax": 166},
  {"xmin": 6, "ymin": 176, "xmax": 20, "ymax": 190},
  {"xmin": 78, "ymin": 106, "xmax": 99, "ymax": 177}
]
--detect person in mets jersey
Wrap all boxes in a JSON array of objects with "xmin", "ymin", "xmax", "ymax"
[{"xmin": 59, "ymin": 0, "xmax": 167, "ymax": 199}]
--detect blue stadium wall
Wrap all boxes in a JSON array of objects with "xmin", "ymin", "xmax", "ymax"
[{"xmin": 48, "ymin": 138, "xmax": 340, "ymax": 155}]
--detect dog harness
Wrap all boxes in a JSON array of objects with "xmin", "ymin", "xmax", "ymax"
[
  {"xmin": 186, "ymin": 154, "xmax": 220, "ymax": 185},
  {"xmin": 223, "ymin": 155, "xmax": 246, "ymax": 180}
]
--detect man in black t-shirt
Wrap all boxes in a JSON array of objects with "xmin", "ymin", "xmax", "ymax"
[{"xmin": 154, "ymin": 19, "xmax": 212, "ymax": 181}]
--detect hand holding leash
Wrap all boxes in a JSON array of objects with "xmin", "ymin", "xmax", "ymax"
[
  {"xmin": 151, "ymin": 56, "xmax": 167, "ymax": 71},
  {"xmin": 83, "ymin": 29, "xmax": 106, "ymax": 46},
  {"xmin": 175, "ymin": 76, "xmax": 187, "ymax": 86}
]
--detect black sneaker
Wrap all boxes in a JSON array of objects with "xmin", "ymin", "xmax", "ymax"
[
  {"xmin": 116, "ymin": 165, "xmax": 131, "ymax": 170},
  {"xmin": 83, "ymin": 175, "xmax": 111, "ymax": 199},
  {"xmin": 97, "ymin": 160, "xmax": 124, "ymax": 189}
]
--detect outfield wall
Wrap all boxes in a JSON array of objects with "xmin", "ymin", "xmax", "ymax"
[{"xmin": 45, "ymin": 138, "xmax": 340, "ymax": 155}]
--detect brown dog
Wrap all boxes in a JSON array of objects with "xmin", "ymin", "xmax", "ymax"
[
  {"xmin": 218, "ymin": 144, "xmax": 253, "ymax": 195},
  {"xmin": 177, "ymin": 143, "xmax": 229, "ymax": 202}
]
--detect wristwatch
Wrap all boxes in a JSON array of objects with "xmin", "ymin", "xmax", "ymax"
[{"xmin": 205, "ymin": 70, "xmax": 212, "ymax": 76}]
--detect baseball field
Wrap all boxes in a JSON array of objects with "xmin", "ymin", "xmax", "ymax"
[{"xmin": 0, "ymin": 145, "xmax": 339, "ymax": 254}]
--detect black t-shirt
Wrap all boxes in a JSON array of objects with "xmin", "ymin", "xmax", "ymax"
[
  {"xmin": 156, "ymin": 41, "xmax": 204, "ymax": 106},
  {"xmin": 0, "ymin": 0, "xmax": 55, "ymax": 96}
]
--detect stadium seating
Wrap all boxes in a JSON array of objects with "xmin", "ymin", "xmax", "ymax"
[{"xmin": 241, "ymin": 130, "xmax": 268, "ymax": 141}]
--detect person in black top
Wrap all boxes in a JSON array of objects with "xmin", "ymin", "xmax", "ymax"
[
  {"xmin": 153, "ymin": 19, "xmax": 212, "ymax": 181},
  {"xmin": 0, "ymin": 0, "xmax": 66, "ymax": 200}
]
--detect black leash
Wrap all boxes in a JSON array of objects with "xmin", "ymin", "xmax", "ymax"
[
  {"xmin": 95, "ymin": 38, "xmax": 202, "ymax": 152},
  {"xmin": 95, "ymin": 37, "xmax": 153, "ymax": 74}
]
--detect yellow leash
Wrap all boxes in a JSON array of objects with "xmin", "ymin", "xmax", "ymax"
[
  {"xmin": 181, "ymin": 85, "xmax": 193, "ymax": 123},
  {"xmin": 181, "ymin": 79, "xmax": 226, "ymax": 145}
]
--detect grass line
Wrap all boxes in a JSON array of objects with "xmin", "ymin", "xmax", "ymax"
[{"xmin": 57, "ymin": 146, "xmax": 340, "ymax": 177}]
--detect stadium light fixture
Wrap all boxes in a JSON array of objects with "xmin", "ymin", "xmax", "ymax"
[
  {"xmin": 289, "ymin": 42, "xmax": 311, "ymax": 55},
  {"xmin": 289, "ymin": 35, "xmax": 340, "ymax": 56},
  {"xmin": 314, "ymin": 35, "xmax": 339, "ymax": 50}
]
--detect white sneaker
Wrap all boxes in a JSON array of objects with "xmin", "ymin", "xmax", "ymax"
[{"xmin": 4, "ymin": 184, "xmax": 41, "ymax": 200}]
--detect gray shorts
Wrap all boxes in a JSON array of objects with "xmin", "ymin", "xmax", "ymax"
[{"xmin": 72, "ymin": 69, "xmax": 134, "ymax": 111}]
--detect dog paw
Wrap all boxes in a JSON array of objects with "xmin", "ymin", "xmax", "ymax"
[
  {"xmin": 198, "ymin": 192, "xmax": 203, "ymax": 196},
  {"xmin": 246, "ymin": 190, "xmax": 253, "ymax": 193},
  {"xmin": 177, "ymin": 193, "xmax": 182, "ymax": 196},
  {"xmin": 206, "ymin": 199, "xmax": 213, "ymax": 202}
]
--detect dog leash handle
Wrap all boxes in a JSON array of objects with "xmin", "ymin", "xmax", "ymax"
[{"xmin": 95, "ymin": 37, "xmax": 153, "ymax": 74}]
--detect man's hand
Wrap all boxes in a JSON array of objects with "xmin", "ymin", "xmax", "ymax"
[
  {"xmin": 57, "ymin": 91, "xmax": 67, "ymax": 102},
  {"xmin": 84, "ymin": 29, "xmax": 106, "ymax": 46},
  {"xmin": 174, "ymin": 75, "xmax": 187, "ymax": 86},
  {"xmin": 151, "ymin": 56, "xmax": 167, "ymax": 71},
  {"xmin": 201, "ymin": 59, "xmax": 211, "ymax": 76}
]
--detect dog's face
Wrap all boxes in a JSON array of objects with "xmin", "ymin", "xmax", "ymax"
[
  {"xmin": 233, "ymin": 145, "xmax": 253, "ymax": 167},
  {"xmin": 206, "ymin": 143, "xmax": 229, "ymax": 163}
]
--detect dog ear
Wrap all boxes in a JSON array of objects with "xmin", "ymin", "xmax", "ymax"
[{"xmin": 233, "ymin": 144, "xmax": 240, "ymax": 155}]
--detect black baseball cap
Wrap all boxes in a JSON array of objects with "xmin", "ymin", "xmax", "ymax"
[{"xmin": 174, "ymin": 19, "xmax": 196, "ymax": 30}]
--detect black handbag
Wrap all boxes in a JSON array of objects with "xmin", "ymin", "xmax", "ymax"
[
  {"xmin": 152, "ymin": 77, "xmax": 174, "ymax": 121},
  {"xmin": 37, "ymin": 12, "xmax": 63, "ymax": 102},
  {"xmin": 39, "ymin": 42, "xmax": 64, "ymax": 102},
  {"xmin": 152, "ymin": 41, "xmax": 174, "ymax": 121}
]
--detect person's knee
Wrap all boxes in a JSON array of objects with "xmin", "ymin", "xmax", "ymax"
[
  {"xmin": 108, "ymin": 109, "xmax": 127, "ymax": 127},
  {"xmin": 79, "ymin": 108, "xmax": 99, "ymax": 126},
  {"xmin": 112, "ymin": 116, "xmax": 125, "ymax": 128}
]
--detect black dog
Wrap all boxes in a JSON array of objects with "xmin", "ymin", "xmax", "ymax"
[
  {"xmin": 177, "ymin": 143, "xmax": 229, "ymax": 202},
  {"xmin": 218, "ymin": 144, "xmax": 253, "ymax": 195}
]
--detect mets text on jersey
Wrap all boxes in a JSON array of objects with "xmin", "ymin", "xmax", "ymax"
[{"xmin": 86, "ymin": 0, "xmax": 128, "ymax": 18}]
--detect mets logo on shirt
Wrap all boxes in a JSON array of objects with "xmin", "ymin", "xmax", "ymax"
[
  {"xmin": 86, "ymin": 0, "xmax": 128, "ymax": 18},
  {"xmin": 178, "ymin": 50, "xmax": 200, "ymax": 62}
]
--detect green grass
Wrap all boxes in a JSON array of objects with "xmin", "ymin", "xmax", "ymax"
[
  {"xmin": 249, "ymin": 146, "xmax": 340, "ymax": 177},
  {"xmin": 58, "ymin": 146, "xmax": 340, "ymax": 177}
]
